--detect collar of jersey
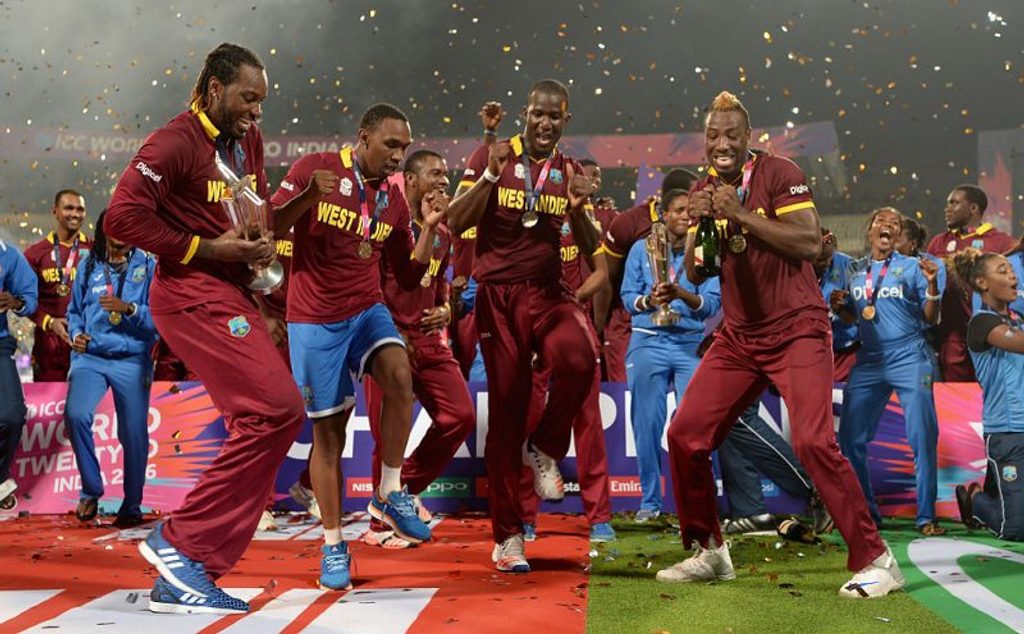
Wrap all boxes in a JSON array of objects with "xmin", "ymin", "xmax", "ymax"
[
  {"xmin": 510, "ymin": 134, "xmax": 558, "ymax": 164},
  {"xmin": 954, "ymin": 222, "xmax": 993, "ymax": 238},
  {"xmin": 339, "ymin": 146, "xmax": 354, "ymax": 169},
  {"xmin": 706, "ymin": 151, "xmax": 758, "ymax": 180},
  {"xmin": 48, "ymin": 231, "xmax": 88, "ymax": 246},
  {"xmin": 190, "ymin": 101, "xmax": 220, "ymax": 141}
]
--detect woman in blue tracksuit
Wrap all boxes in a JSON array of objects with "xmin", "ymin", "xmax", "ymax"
[
  {"xmin": 953, "ymin": 248, "xmax": 1024, "ymax": 540},
  {"xmin": 0, "ymin": 240, "xmax": 38, "ymax": 511},
  {"xmin": 833, "ymin": 207, "xmax": 944, "ymax": 534},
  {"xmin": 65, "ymin": 210, "xmax": 157, "ymax": 527},
  {"xmin": 621, "ymin": 189, "xmax": 721, "ymax": 521}
]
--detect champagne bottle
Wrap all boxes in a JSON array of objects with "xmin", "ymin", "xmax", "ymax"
[{"xmin": 693, "ymin": 215, "xmax": 721, "ymax": 277}]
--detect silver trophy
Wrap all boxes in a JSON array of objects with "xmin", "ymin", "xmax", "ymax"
[
  {"xmin": 645, "ymin": 222, "xmax": 680, "ymax": 326},
  {"xmin": 214, "ymin": 152, "xmax": 284, "ymax": 294}
]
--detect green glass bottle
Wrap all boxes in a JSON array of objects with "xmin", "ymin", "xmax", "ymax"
[{"xmin": 693, "ymin": 215, "xmax": 721, "ymax": 277}]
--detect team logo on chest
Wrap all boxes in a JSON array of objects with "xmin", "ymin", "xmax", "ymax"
[
  {"xmin": 514, "ymin": 163, "xmax": 526, "ymax": 180},
  {"xmin": 131, "ymin": 266, "xmax": 146, "ymax": 283},
  {"xmin": 227, "ymin": 315, "xmax": 251, "ymax": 338},
  {"xmin": 561, "ymin": 222, "xmax": 571, "ymax": 236},
  {"xmin": 550, "ymin": 168, "xmax": 563, "ymax": 185},
  {"xmin": 340, "ymin": 177, "xmax": 353, "ymax": 197}
]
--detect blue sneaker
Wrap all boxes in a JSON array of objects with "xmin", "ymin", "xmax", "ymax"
[
  {"xmin": 138, "ymin": 521, "xmax": 219, "ymax": 598},
  {"xmin": 367, "ymin": 487, "xmax": 431, "ymax": 544},
  {"xmin": 522, "ymin": 522, "xmax": 537, "ymax": 542},
  {"xmin": 590, "ymin": 522, "xmax": 617, "ymax": 542},
  {"xmin": 319, "ymin": 542, "xmax": 353, "ymax": 590},
  {"xmin": 148, "ymin": 575, "xmax": 249, "ymax": 615}
]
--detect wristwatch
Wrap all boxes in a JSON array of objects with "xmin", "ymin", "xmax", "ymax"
[{"xmin": 127, "ymin": 302, "xmax": 138, "ymax": 317}]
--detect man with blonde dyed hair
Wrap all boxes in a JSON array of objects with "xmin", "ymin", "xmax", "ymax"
[{"xmin": 657, "ymin": 91, "xmax": 904, "ymax": 599}]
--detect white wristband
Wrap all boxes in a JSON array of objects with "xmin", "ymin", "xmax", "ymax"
[
  {"xmin": 925, "ymin": 292, "xmax": 941, "ymax": 301},
  {"xmin": 482, "ymin": 168, "xmax": 500, "ymax": 183}
]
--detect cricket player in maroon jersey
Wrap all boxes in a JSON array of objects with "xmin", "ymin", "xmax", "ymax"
[
  {"xmin": 362, "ymin": 149, "xmax": 476, "ymax": 548},
  {"xmin": 658, "ymin": 91, "xmax": 903, "ymax": 598},
  {"xmin": 926, "ymin": 184, "xmax": 1015, "ymax": 381},
  {"xmin": 270, "ymin": 104, "xmax": 440, "ymax": 590},
  {"xmin": 598, "ymin": 170, "xmax": 699, "ymax": 382},
  {"xmin": 106, "ymin": 43, "xmax": 326, "ymax": 614},
  {"xmin": 23, "ymin": 190, "xmax": 91, "ymax": 381},
  {"xmin": 519, "ymin": 204, "xmax": 614, "ymax": 543},
  {"xmin": 448, "ymin": 79, "xmax": 600, "ymax": 573}
]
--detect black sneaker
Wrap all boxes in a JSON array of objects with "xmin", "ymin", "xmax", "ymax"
[
  {"xmin": 75, "ymin": 497, "xmax": 98, "ymax": 522},
  {"xmin": 955, "ymin": 484, "xmax": 982, "ymax": 530},
  {"xmin": 722, "ymin": 513, "xmax": 776, "ymax": 534},
  {"xmin": 807, "ymin": 490, "xmax": 835, "ymax": 534}
]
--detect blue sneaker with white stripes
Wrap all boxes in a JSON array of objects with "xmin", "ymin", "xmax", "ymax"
[
  {"xmin": 319, "ymin": 542, "xmax": 353, "ymax": 590},
  {"xmin": 148, "ymin": 575, "xmax": 249, "ymax": 614},
  {"xmin": 138, "ymin": 521, "xmax": 223, "ymax": 599},
  {"xmin": 367, "ymin": 486, "xmax": 431, "ymax": 544}
]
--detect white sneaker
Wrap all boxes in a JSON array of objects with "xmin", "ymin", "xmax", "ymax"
[
  {"xmin": 492, "ymin": 534, "xmax": 531, "ymax": 573},
  {"xmin": 839, "ymin": 543, "xmax": 905, "ymax": 598},
  {"xmin": 0, "ymin": 478, "xmax": 15, "ymax": 512},
  {"xmin": 257, "ymin": 510, "xmax": 278, "ymax": 532},
  {"xmin": 289, "ymin": 482, "xmax": 322, "ymax": 520},
  {"xmin": 413, "ymin": 495, "xmax": 433, "ymax": 523},
  {"xmin": 363, "ymin": 527, "xmax": 413, "ymax": 549},
  {"xmin": 656, "ymin": 543, "xmax": 736, "ymax": 583},
  {"xmin": 522, "ymin": 442, "xmax": 564, "ymax": 501}
]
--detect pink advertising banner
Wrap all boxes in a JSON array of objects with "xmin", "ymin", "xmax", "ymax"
[{"xmin": 7, "ymin": 381, "xmax": 987, "ymax": 519}]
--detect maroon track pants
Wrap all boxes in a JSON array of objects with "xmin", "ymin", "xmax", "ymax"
[
  {"xmin": 520, "ymin": 347, "xmax": 611, "ymax": 526},
  {"xmin": 476, "ymin": 280, "xmax": 597, "ymax": 543},
  {"xmin": 155, "ymin": 291, "xmax": 305, "ymax": 579},
  {"xmin": 668, "ymin": 315, "xmax": 884, "ymax": 572},
  {"xmin": 365, "ymin": 336, "xmax": 476, "ymax": 495}
]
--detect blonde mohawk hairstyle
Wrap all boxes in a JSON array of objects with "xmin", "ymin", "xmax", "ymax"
[{"xmin": 707, "ymin": 90, "xmax": 751, "ymax": 128}]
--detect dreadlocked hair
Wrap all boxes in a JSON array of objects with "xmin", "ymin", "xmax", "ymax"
[{"xmin": 190, "ymin": 43, "xmax": 264, "ymax": 110}]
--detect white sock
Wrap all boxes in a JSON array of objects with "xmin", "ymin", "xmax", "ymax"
[
  {"xmin": 380, "ymin": 465, "xmax": 402, "ymax": 497},
  {"xmin": 324, "ymin": 527, "xmax": 342, "ymax": 546}
]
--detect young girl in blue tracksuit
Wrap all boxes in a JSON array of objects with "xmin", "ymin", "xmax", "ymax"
[
  {"xmin": 621, "ymin": 190, "xmax": 721, "ymax": 520},
  {"xmin": 833, "ymin": 207, "xmax": 944, "ymax": 534},
  {"xmin": 65, "ymin": 210, "xmax": 157, "ymax": 527},
  {"xmin": 953, "ymin": 248, "xmax": 1024, "ymax": 540}
]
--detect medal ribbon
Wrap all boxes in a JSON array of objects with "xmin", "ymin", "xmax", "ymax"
[
  {"xmin": 351, "ymin": 154, "xmax": 390, "ymax": 242},
  {"xmin": 102, "ymin": 257, "xmax": 130, "ymax": 301},
  {"xmin": 863, "ymin": 254, "xmax": 893, "ymax": 310},
  {"xmin": 520, "ymin": 147, "xmax": 555, "ymax": 212},
  {"xmin": 52, "ymin": 234, "xmax": 81, "ymax": 290},
  {"xmin": 215, "ymin": 137, "xmax": 246, "ymax": 178},
  {"xmin": 716, "ymin": 152, "xmax": 756, "ymax": 239}
]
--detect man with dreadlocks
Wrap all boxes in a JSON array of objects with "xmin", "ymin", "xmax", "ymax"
[
  {"xmin": 658, "ymin": 91, "xmax": 904, "ymax": 599},
  {"xmin": 106, "ymin": 42, "xmax": 329, "ymax": 614}
]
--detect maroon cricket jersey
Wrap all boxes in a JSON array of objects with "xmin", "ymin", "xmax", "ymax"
[
  {"xmin": 601, "ymin": 199, "xmax": 658, "ymax": 260},
  {"xmin": 382, "ymin": 219, "xmax": 451, "ymax": 332},
  {"xmin": 106, "ymin": 105, "xmax": 268, "ymax": 315},
  {"xmin": 451, "ymin": 224, "xmax": 477, "ymax": 280},
  {"xmin": 927, "ymin": 224, "xmax": 1017, "ymax": 346},
  {"xmin": 23, "ymin": 231, "xmax": 92, "ymax": 329},
  {"xmin": 270, "ymin": 147, "xmax": 425, "ymax": 324},
  {"xmin": 693, "ymin": 154, "xmax": 824, "ymax": 332},
  {"xmin": 591, "ymin": 202, "xmax": 619, "ymax": 246},
  {"xmin": 460, "ymin": 135, "xmax": 580, "ymax": 284},
  {"xmin": 260, "ymin": 232, "xmax": 294, "ymax": 320}
]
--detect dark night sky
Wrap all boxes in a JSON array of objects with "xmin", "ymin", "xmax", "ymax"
[{"xmin": 0, "ymin": 0, "xmax": 1021, "ymax": 246}]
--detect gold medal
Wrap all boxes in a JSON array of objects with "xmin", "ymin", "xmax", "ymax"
[
  {"xmin": 728, "ymin": 234, "xmax": 747, "ymax": 254},
  {"xmin": 521, "ymin": 210, "xmax": 539, "ymax": 228},
  {"xmin": 108, "ymin": 311, "xmax": 123, "ymax": 326},
  {"xmin": 861, "ymin": 305, "xmax": 877, "ymax": 321},
  {"xmin": 357, "ymin": 240, "xmax": 373, "ymax": 259},
  {"xmin": 56, "ymin": 283, "xmax": 70, "ymax": 297},
  {"xmin": 420, "ymin": 272, "xmax": 432, "ymax": 288}
]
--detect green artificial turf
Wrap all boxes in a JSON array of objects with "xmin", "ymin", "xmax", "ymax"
[{"xmin": 586, "ymin": 515, "xmax": 962, "ymax": 634}]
